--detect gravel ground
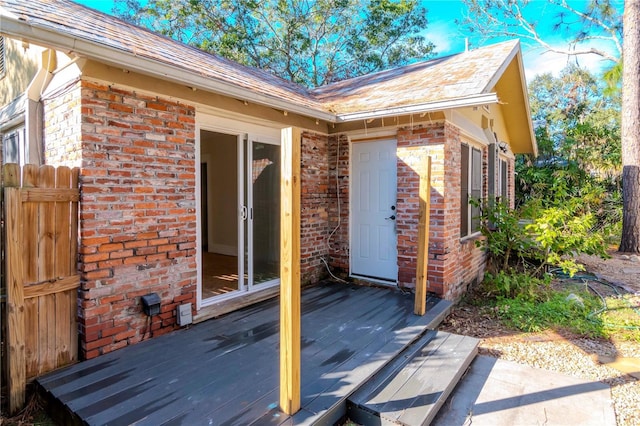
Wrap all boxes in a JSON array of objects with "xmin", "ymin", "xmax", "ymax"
[
  {"xmin": 440, "ymin": 253, "xmax": 640, "ymax": 426},
  {"xmin": 441, "ymin": 310, "xmax": 640, "ymax": 425}
]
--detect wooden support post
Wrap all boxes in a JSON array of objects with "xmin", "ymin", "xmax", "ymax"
[
  {"xmin": 4, "ymin": 164, "xmax": 26, "ymax": 414},
  {"xmin": 280, "ymin": 127, "xmax": 301, "ymax": 415},
  {"xmin": 415, "ymin": 156, "xmax": 432, "ymax": 316}
]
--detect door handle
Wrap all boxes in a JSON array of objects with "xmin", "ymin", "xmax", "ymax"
[
  {"xmin": 385, "ymin": 215, "xmax": 396, "ymax": 221},
  {"xmin": 240, "ymin": 206, "xmax": 248, "ymax": 220}
]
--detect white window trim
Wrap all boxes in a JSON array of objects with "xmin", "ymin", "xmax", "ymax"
[{"xmin": 461, "ymin": 140, "xmax": 484, "ymax": 239}]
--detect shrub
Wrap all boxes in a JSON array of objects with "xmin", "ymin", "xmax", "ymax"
[
  {"xmin": 475, "ymin": 198, "xmax": 608, "ymax": 277},
  {"xmin": 482, "ymin": 271, "xmax": 549, "ymax": 302}
]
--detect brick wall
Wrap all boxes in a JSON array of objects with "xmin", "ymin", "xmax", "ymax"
[
  {"xmin": 327, "ymin": 134, "xmax": 350, "ymax": 272},
  {"xmin": 393, "ymin": 122, "xmax": 486, "ymax": 300},
  {"xmin": 300, "ymin": 131, "xmax": 330, "ymax": 284},
  {"xmin": 75, "ymin": 81, "xmax": 196, "ymax": 358},
  {"xmin": 43, "ymin": 79, "xmax": 83, "ymax": 166},
  {"xmin": 41, "ymin": 76, "xmax": 497, "ymax": 356}
]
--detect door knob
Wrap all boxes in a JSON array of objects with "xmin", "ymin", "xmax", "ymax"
[{"xmin": 385, "ymin": 215, "xmax": 396, "ymax": 221}]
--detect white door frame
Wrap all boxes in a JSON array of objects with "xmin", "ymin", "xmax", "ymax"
[{"xmin": 195, "ymin": 113, "xmax": 281, "ymax": 309}]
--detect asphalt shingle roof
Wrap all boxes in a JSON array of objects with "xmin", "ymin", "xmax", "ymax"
[
  {"xmin": 0, "ymin": 0, "xmax": 521, "ymax": 119},
  {"xmin": 312, "ymin": 40, "xmax": 519, "ymax": 115}
]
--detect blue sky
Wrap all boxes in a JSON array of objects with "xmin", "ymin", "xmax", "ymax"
[{"xmin": 76, "ymin": 0, "xmax": 623, "ymax": 80}]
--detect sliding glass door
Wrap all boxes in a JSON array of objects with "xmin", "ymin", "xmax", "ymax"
[{"xmin": 200, "ymin": 130, "xmax": 280, "ymax": 304}]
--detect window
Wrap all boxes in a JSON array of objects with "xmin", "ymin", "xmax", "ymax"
[
  {"xmin": 2, "ymin": 127, "xmax": 26, "ymax": 165},
  {"xmin": 460, "ymin": 143, "xmax": 482, "ymax": 237},
  {"xmin": 499, "ymin": 159, "xmax": 508, "ymax": 201},
  {"xmin": 0, "ymin": 36, "xmax": 5, "ymax": 79}
]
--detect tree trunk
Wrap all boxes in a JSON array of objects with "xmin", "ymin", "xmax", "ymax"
[{"xmin": 620, "ymin": 0, "xmax": 640, "ymax": 253}]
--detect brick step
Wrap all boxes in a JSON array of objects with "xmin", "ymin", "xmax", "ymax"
[{"xmin": 346, "ymin": 330, "xmax": 479, "ymax": 426}]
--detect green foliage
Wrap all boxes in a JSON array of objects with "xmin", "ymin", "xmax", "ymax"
[
  {"xmin": 473, "ymin": 200, "xmax": 531, "ymax": 272},
  {"xmin": 524, "ymin": 202, "xmax": 608, "ymax": 276},
  {"xmin": 114, "ymin": 0, "xmax": 434, "ymax": 87},
  {"xmin": 527, "ymin": 66, "xmax": 621, "ymax": 181},
  {"xmin": 493, "ymin": 290, "xmax": 604, "ymax": 337},
  {"xmin": 599, "ymin": 295, "xmax": 640, "ymax": 341},
  {"xmin": 482, "ymin": 271, "xmax": 549, "ymax": 301},
  {"xmin": 514, "ymin": 65, "xmax": 623, "ymax": 247},
  {"xmin": 475, "ymin": 199, "xmax": 608, "ymax": 277}
]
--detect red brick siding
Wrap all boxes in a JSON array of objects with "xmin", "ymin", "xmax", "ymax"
[
  {"xmin": 76, "ymin": 81, "xmax": 197, "ymax": 359},
  {"xmin": 386, "ymin": 122, "xmax": 487, "ymax": 300},
  {"xmin": 327, "ymin": 134, "xmax": 350, "ymax": 271},
  {"xmin": 43, "ymin": 79, "xmax": 83, "ymax": 166},
  {"xmin": 300, "ymin": 131, "xmax": 330, "ymax": 284}
]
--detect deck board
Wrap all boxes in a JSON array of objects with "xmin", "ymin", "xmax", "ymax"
[{"xmin": 36, "ymin": 281, "xmax": 450, "ymax": 425}]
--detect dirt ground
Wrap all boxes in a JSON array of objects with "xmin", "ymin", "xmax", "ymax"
[
  {"xmin": 576, "ymin": 251, "xmax": 640, "ymax": 293},
  {"xmin": 439, "ymin": 251, "xmax": 640, "ymax": 426}
]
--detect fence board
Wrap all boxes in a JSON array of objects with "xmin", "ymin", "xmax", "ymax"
[
  {"xmin": 23, "ymin": 166, "xmax": 38, "ymax": 286},
  {"xmin": 38, "ymin": 166, "xmax": 56, "ymax": 282},
  {"xmin": 21, "ymin": 188, "xmax": 79, "ymax": 202},
  {"xmin": 69, "ymin": 167, "xmax": 80, "ymax": 274},
  {"xmin": 55, "ymin": 167, "xmax": 73, "ymax": 367},
  {"xmin": 22, "ymin": 166, "xmax": 40, "ymax": 379},
  {"xmin": 55, "ymin": 167, "xmax": 72, "ymax": 278},
  {"xmin": 24, "ymin": 298, "xmax": 39, "ymax": 382},
  {"xmin": 3, "ymin": 163, "xmax": 80, "ymax": 413},
  {"xmin": 5, "ymin": 187, "xmax": 26, "ymax": 414},
  {"xmin": 40, "ymin": 166, "xmax": 57, "ymax": 374}
]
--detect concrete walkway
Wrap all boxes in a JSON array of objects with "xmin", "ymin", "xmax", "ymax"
[{"xmin": 433, "ymin": 356, "xmax": 616, "ymax": 426}]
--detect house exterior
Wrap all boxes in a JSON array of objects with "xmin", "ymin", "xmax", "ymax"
[{"xmin": 0, "ymin": 0, "xmax": 536, "ymax": 359}]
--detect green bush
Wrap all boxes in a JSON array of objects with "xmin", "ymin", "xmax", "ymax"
[
  {"xmin": 475, "ymin": 198, "xmax": 608, "ymax": 277},
  {"xmin": 482, "ymin": 271, "xmax": 549, "ymax": 302}
]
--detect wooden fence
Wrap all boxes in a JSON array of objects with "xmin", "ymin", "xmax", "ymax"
[{"xmin": 3, "ymin": 163, "xmax": 80, "ymax": 414}]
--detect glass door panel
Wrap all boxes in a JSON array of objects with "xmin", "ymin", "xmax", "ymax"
[
  {"xmin": 250, "ymin": 141, "xmax": 280, "ymax": 287},
  {"xmin": 200, "ymin": 130, "xmax": 241, "ymax": 301}
]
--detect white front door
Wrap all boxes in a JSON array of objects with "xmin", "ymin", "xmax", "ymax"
[{"xmin": 351, "ymin": 139, "xmax": 398, "ymax": 282}]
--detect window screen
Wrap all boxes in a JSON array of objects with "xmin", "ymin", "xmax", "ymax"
[
  {"xmin": 500, "ymin": 159, "xmax": 508, "ymax": 200},
  {"xmin": 460, "ymin": 144, "xmax": 469, "ymax": 237},
  {"xmin": 0, "ymin": 36, "xmax": 5, "ymax": 79}
]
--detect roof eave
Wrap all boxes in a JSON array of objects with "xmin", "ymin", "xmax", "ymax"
[
  {"xmin": 334, "ymin": 93, "xmax": 500, "ymax": 122},
  {"xmin": 0, "ymin": 13, "xmax": 337, "ymax": 123},
  {"xmin": 514, "ymin": 50, "xmax": 538, "ymax": 157},
  {"xmin": 484, "ymin": 41, "xmax": 537, "ymax": 156}
]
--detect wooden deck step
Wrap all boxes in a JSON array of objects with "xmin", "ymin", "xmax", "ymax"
[{"xmin": 346, "ymin": 330, "xmax": 479, "ymax": 426}]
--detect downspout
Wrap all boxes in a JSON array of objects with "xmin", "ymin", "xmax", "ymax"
[{"xmin": 24, "ymin": 48, "xmax": 57, "ymax": 165}]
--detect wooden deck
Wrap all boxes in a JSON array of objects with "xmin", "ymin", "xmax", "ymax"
[{"xmin": 36, "ymin": 281, "xmax": 452, "ymax": 425}]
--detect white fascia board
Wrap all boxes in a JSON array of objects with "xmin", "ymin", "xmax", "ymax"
[
  {"xmin": 335, "ymin": 93, "xmax": 500, "ymax": 122},
  {"xmin": 0, "ymin": 14, "xmax": 337, "ymax": 123}
]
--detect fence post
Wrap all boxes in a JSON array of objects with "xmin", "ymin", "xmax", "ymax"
[{"xmin": 4, "ymin": 164, "xmax": 26, "ymax": 414}]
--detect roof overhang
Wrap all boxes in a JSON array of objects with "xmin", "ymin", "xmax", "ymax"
[
  {"xmin": 335, "ymin": 93, "xmax": 500, "ymax": 122},
  {"xmin": 490, "ymin": 47, "xmax": 538, "ymax": 156},
  {"xmin": 0, "ymin": 7, "xmax": 538, "ymax": 152},
  {"xmin": 0, "ymin": 11, "xmax": 337, "ymax": 123}
]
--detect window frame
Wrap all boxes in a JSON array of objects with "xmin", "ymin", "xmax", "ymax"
[
  {"xmin": 2, "ymin": 126, "xmax": 27, "ymax": 166},
  {"xmin": 0, "ymin": 36, "xmax": 5, "ymax": 80},
  {"xmin": 499, "ymin": 158, "xmax": 508, "ymax": 202},
  {"xmin": 460, "ymin": 141, "xmax": 484, "ymax": 239}
]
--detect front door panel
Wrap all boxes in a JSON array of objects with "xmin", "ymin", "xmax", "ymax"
[{"xmin": 351, "ymin": 139, "xmax": 398, "ymax": 282}]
